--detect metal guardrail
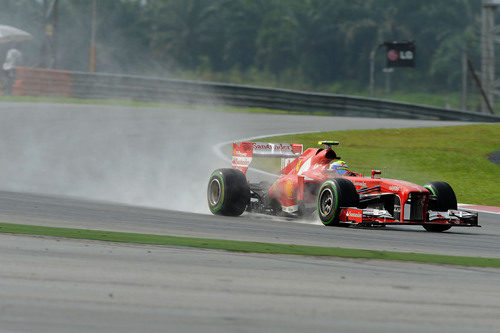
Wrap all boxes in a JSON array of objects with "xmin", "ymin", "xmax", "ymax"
[
  {"xmin": 16, "ymin": 68, "xmax": 500, "ymax": 122},
  {"xmin": 71, "ymin": 71, "xmax": 500, "ymax": 122}
]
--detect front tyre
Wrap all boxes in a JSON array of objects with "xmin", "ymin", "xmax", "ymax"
[
  {"xmin": 423, "ymin": 181, "xmax": 457, "ymax": 232},
  {"xmin": 317, "ymin": 178, "xmax": 359, "ymax": 226},
  {"xmin": 423, "ymin": 224, "xmax": 452, "ymax": 232},
  {"xmin": 207, "ymin": 168, "xmax": 250, "ymax": 216}
]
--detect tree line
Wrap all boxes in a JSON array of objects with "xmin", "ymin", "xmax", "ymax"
[{"xmin": 0, "ymin": 0, "xmax": 485, "ymax": 94}]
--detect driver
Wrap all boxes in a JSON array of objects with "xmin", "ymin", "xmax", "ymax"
[{"xmin": 329, "ymin": 160, "xmax": 349, "ymax": 175}]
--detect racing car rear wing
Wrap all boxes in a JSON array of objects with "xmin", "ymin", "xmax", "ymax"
[{"xmin": 232, "ymin": 141, "xmax": 303, "ymax": 174}]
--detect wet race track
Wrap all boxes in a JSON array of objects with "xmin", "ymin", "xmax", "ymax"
[{"xmin": 0, "ymin": 102, "xmax": 498, "ymax": 332}]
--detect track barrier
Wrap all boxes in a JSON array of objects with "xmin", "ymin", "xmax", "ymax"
[
  {"xmin": 13, "ymin": 67, "xmax": 72, "ymax": 97},
  {"xmin": 10, "ymin": 67, "xmax": 500, "ymax": 122}
]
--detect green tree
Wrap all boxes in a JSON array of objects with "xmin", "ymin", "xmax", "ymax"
[
  {"xmin": 147, "ymin": 0, "xmax": 227, "ymax": 70},
  {"xmin": 0, "ymin": 0, "xmax": 487, "ymax": 95}
]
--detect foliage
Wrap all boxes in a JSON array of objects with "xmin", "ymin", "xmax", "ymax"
[{"xmin": 0, "ymin": 0, "xmax": 490, "ymax": 96}]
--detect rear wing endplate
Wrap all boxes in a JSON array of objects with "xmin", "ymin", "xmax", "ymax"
[{"xmin": 232, "ymin": 141, "xmax": 303, "ymax": 174}]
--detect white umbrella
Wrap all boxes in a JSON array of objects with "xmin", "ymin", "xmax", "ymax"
[{"xmin": 0, "ymin": 25, "xmax": 33, "ymax": 43}]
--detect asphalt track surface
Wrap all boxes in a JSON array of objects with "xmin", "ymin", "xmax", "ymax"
[
  {"xmin": 0, "ymin": 191, "xmax": 498, "ymax": 258},
  {"xmin": 1, "ymin": 233, "xmax": 499, "ymax": 333},
  {"xmin": 0, "ymin": 102, "xmax": 499, "ymax": 332}
]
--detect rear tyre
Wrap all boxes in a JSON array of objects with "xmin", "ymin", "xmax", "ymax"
[
  {"xmin": 423, "ymin": 181, "xmax": 457, "ymax": 232},
  {"xmin": 207, "ymin": 168, "xmax": 250, "ymax": 216},
  {"xmin": 317, "ymin": 178, "xmax": 359, "ymax": 226}
]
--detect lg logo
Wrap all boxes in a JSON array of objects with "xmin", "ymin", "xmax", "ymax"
[
  {"xmin": 383, "ymin": 41, "xmax": 415, "ymax": 68},
  {"xmin": 388, "ymin": 49, "xmax": 414, "ymax": 60},
  {"xmin": 400, "ymin": 50, "xmax": 414, "ymax": 60}
]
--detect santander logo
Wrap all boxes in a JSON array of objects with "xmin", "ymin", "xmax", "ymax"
[
  {"xmin": 253, "ymin": 142, "xmax": 293, "ymax": 153},
  {"xmin": 253, "ymin": 143, "xmax": 273, "ymax": 150}
]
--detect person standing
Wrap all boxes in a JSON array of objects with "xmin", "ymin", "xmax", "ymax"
[{"xmin": 2, "ymin": 45, "xmax": 23, "ymax": 95}]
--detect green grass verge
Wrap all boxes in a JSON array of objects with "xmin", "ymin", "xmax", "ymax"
[
  {"xmin": 0, "ymin": 222, "xmax": 498, "ymax": 268},
  {"xmin": 254, "ymin": 124, "xmax": 500, "ymax": 206},
  {"xmin": 376, "ymin": 91, "xmax": 497, "ymax": 113}
]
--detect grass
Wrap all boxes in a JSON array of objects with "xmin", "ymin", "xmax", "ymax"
[
  {"xmin": 0, "ymin": 95, "xmax": 318, "ymax": 115},
  {"xmin": 3, "ymin": 92, "xmax": 497, "ymax": 116},
  {"xmin": 254, "ymin": 124, "xmax": 500, "ymax": 206},
  {"xmin": 0, "ymin": 95, "xmax": 254, "ymax": 112},
  {"xmin": 0, "ymin": 222, "xmax": 498, "ymax": 268},
  {"xmin": 374, "ymin": 91, "xmax": 493, "ymax": 112}
]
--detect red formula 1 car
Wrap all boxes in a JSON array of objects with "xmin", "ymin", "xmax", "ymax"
[{"xmin": 207, "ymin": 140, "xmax": 479, "ymax": 232}]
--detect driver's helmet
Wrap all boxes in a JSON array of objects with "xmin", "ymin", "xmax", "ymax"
[{"xmin": 329, "ymin": 160, "xmax": 349, "ymax": 175}]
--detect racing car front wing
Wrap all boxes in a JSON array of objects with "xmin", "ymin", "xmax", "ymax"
[{"xmin": 339, "ymin": 207, "xmax": 480, "ymax": 227}]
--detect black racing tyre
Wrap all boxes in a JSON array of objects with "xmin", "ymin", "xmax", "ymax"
[
  {"xmin": 317, "ymin": 178, "xmax": 359, "ymax": 226},
  {"xmin": 423, "ymin": 224, "xmax": 452, "ymax": 232},
  {"xmin": 424, "ymin": 181, "xmax": 457, "ymax": 211},
  {"xmin": 207, "ymin": 168, "xmax": 250, "ymax": 216},
  {"xmin": 423, "ymin": 181, "xmax": 457, "ymax": 232}
]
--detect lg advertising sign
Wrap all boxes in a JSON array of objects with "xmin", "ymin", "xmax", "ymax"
[{"xmin": 384, "ymin": 41, "xmax": 415, "ymax": 67}]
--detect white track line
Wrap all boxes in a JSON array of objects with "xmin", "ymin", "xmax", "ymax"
[{"xmin": 458, "ymin": 204, "xmax": 500, "ymax": 215}]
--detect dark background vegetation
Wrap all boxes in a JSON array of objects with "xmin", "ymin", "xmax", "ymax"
[{"xmin": 0, "ymin": 0, "xmax": 495, "ymax": 106}]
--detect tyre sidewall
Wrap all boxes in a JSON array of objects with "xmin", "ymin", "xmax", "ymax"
[
  {"xmin": 207, "ymin": 168, "xmax": 250, "ymax": 216},
  {"xmin": 317, "ymin": 178, "xmax": 359, "ymax": 226},
  {"xmin": 317, "ymin": 180, "xmax": 339, "ymax": 226},
  {"xmin": 207, "ymin": 170, "xmax": 226, "ymax": 214}
]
